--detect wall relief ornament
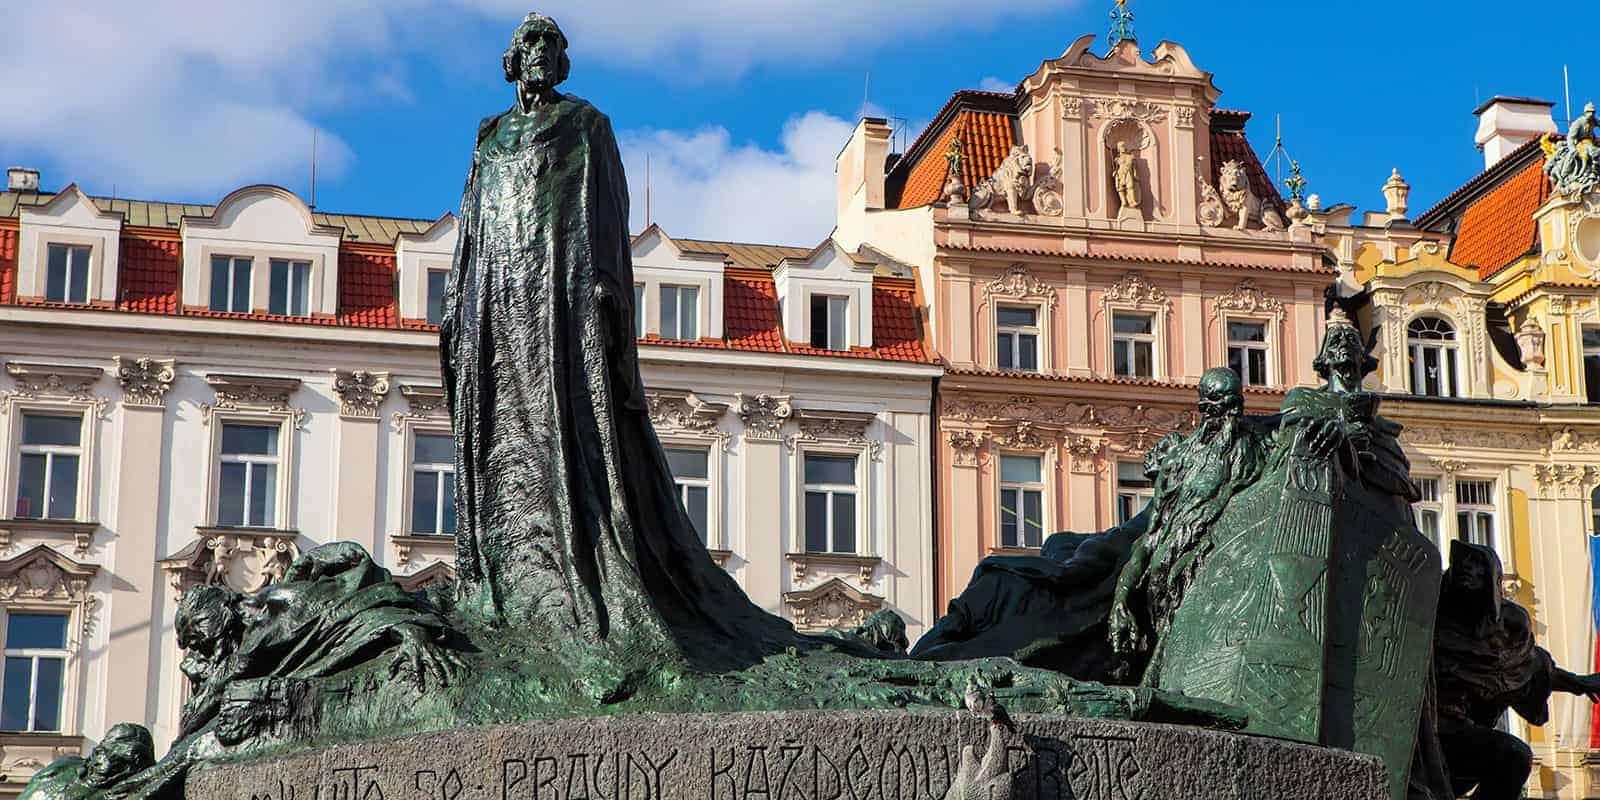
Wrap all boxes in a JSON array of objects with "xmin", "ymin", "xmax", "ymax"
[
  {"xmin": 1402, "ymin": 426, "xmax": 1547, "ymax": 452},
  {"xmin": 396, "ymin": 560, "xmax": 457, "ymax": 594},
  {"xmin": 2, "ymin": 362, "xmax": 108, "ymax": 417},
  {"xmin": 200, "ymin": 374, "xmax": 306, "ymax": 429},
  {"xmin": 1552, "ymin": 427, "xmax": 1600, "ymax": 452},
  {"xmin": 1197, "ymin": 177, "xmax": 1226, "ymax": 228},
  {"xmin": 392, "ymin": 384, "xmax": 448, "ymax": 430},
  {"xmin": 947, "ymin": 429, "xmax": 987, "ymax": 467},
  {"xmin": 983, "ymin": 264, "xmax": 1058, "ymax": 307},
  {"xmin": 1064, "ymin": 434, "xmax": 1105, "ymax": 472},
  {"xmin": 1061, "ymin": 97, "xmax": 1083, "ymax": 120},
  {"xmin": 1212, "ymin": 279, "xmax": 1285, "ymax": 321},
  {"xmin": 1534, "ymin": 464, "xmax": 1600, "ymax": 497},
  {"xmin": 160, "ymin": 530, "xmax": 299, "ymax": 595},
  {"xmin": 1174, "ymin": 107, "xmax": 1197, "ymax": 129},
  {"xmin": 1031, "ymin": 148, "xmax": 1066, "ymax": 217},
  {"xmin": 989, "ymin": 421, "xmax": 1056, "ymax": 451},
  {"xmin": 1101, "ymin": 272, "xmax": 1170, "ymax": 310},
  {"xmin": 0, "ymin": 545, "xmax": 100, "ymax": 639},
  {"xmin": 114, "ymin": 357, "xmax": 176, "ymax": 408},
  {"xmin": 785, "ymin": 409, "xmax": 880, "ymax": 460},
  {"xmin": 735, "ymin": 393, "xmax": 793, "ymax": 441},
  {"xmin": 647, "ymin": 390, "xmax": 732, "ymax": 450},
  {"xmin": 782, "ymin": 577, "xmax": 884, "ymax": 632},
  {"xmin": 1087, "ymin": 97, "xmax": 1169, "ymax": 123},
  {"xmin": 330, "ymin": 370, "xmax": 392, "ymax": 419}
]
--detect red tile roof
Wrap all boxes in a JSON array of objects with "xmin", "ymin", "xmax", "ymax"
[
  {"xmin": 0, "ymin": 224, "xmax": 15, "ymax": 304},
  {"xmin": 336, "ymin": 247, "xmax": 399, "ymax": 328},
  {"xmin": 895, "ymin": 110, "xmax": 1016, "ymax": 209},
  {"xmin": 118, "ymin": 230, "xmax": 180, "ymax": 314},
  {"xmin": 1209, "ymin": 110, "xmax": 1283, "ymax": 210},
  {"xmin": 1414, "ymin": 136, "xmax": 1548, "ymax": 231},
  {"xmin": 867, "ymin": 278, "xmax": 928, "ymax": 362},
  {"xmin": 698, "ymin": 268, "xmax": 932, "ymax": 362},
  {"xmin": 723, "ymin": 268, "xmax": 786, "ymax": 352},
  {"xmin": 1449, "ymin": 156, "xmax": 1550, "ymax": 280}
]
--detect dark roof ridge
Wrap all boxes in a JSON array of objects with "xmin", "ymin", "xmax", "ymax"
[
  {"xmin": 888, "ymin": 90, "xmax": 1020, "ymax": 188},
  {"xmin": 1413, "ymin": 136, "xmax": 1550, "ymax": 231}
]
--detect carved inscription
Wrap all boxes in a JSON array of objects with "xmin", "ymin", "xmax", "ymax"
[{"xmin": 233, "ymin": 736, "xmax": 1149, "ymax": 800}]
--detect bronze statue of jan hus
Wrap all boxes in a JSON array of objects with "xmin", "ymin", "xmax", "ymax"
[
  {"xmin": 1432, "ymin": 541, "xmax": 1600, "ymax": 800},
  {"xmin": 1108, "ymin": 366, "xmax": 1265, "ymax": 678}
]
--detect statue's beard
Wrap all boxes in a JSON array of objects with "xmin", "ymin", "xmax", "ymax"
[
  {"xmin": 84, "ymin": 761, "xmax": 130, "ymax": 789},
  {"xmin": 1197, "ymin": 413, "xmax": 1236, "ymax": 442}
]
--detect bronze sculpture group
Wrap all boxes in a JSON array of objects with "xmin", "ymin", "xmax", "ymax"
[{"xmin": 21, "ymin": 12, "xmax": 1600, "ymax": 800}]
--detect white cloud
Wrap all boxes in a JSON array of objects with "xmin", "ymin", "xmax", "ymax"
[
  {"xmin": 3, "ymin": 1, "xmax": 1067, "ymax": 204},
  {"xmin": 620, "ymin": 111, "xmax": 854, "ymax": 247},
  {"xmin": 979, "ymin": 76, "xmax": 1017, "ymax": 94}
]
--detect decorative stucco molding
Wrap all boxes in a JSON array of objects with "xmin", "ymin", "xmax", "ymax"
[
  {"xmin": 1101, "ymin": 272, "xmax": 1170, "ymax": 310},
  {"xmin": 395, "ymin": 560, "xmax": 456, "ymax": 594},
  {"xmin": 647, "ymin": 390, "xmax": 732, "ymax": 450},
  {"xmin": 1087, "ymin": 97, "xmax": 1168, "ymax": 124},
  {"xmin": 1403, "ymin": 427, "xmax": 1548, "ymax": 452},
  {"xmin": 0, "ymin": 519, "xmax": 98, "ymax": 558},
  {"xmin": 392, "ymin": 534, "xmax": 455, "ymax": 568},
  {"xmin": 1174, "ymin": 106, "xmax": 1197, "ymax": 129},
  {"xmin": 330, "ymin": 370, "xmax": 391, "ymax": 420},
  {"xmin": 785, "ymin": 552, "xmax": 882, "ymax": 585},
  {"xmin": 946, "ymin": 429, "xmax": 987, "ymax": 467},
  {"xmin": 1211, "ymin": 279, "xmax": 1285, "ymax": 321},
  {"xmin": 201, "ymin": 374, "xmax": 306, "ymax": 429},
  {"xmin": 990, "ymin": 421, "xmax": 1057, "ymax": 452},
  {"xmin": 160, "ymin": 528, "xmax": 299, "ymax": 594},
  {"xmin": 392, "ymin": 384, "xmax": 448, "ymax": 430},
  {"xmin": 983, "ymin": 264, "xmax": 1058, "ymax": 308},
  {"xmin": 782, "ymin": 576, "xmax": 884, "ymax": 632},
  {"xmin": 1534, "ymin": 464, "xmax": 1600, "ymax": 498},
  {"xmin": 114, "ymin": 357, "xmax": 176, "ymax": 408},
  {"xmin": 0, "ymin": 545, "xmax": 100, "ymax": 639},
  {"xmin": 735, "ymin": 393, "xmax": 792, "ymax": 442},
  {"xmin": 1064, "ymin": 434, "xmax": 1106, "ymax": 473},
  {"xmin": 2, "ymin": 362, "xmax": 107, "ymax": 417},
  {"xmin": 785, "ymin": 409, "xmax": 880, "ymax": 460}
]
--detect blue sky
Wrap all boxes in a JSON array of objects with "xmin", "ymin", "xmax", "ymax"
[{"xmin": 5, "ymin": 1, "xmax": 1595, "ymax": 246}]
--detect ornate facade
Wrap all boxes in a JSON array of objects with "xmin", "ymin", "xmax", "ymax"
[
  {"xmin": 0, "ymin": 184, "xmax": 938, "ymax": 795},
  {"xmin": 835, "ymin": 33, "xmax": 1330, "ymax": 608}
]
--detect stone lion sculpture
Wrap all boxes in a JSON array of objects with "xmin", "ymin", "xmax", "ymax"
[
  {"xmin": 971, "ymin": 145, "xmax": 1035, "ymax": 215},
  {"xmin": 1219, "ymin": 160, "xmax": 1260, "ymax": 231}
]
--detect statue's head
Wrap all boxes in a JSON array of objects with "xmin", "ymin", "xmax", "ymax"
[
  {"xmin": 175, "ymin": 584, "xmax": 243, "ymax": 657},
  {"xmin": 1587, "ymin": 101, "xmax": 1597, "ymax": 118},
  {"xmin": 1196, "ymin": 366, "xmax": 1244, "ymax": 420},
  {"xmin": 1444, "ymin": 539, "xmax": 1504, "ymax": 623},
  {"xmin": 82, "ymin": 723, "xmax": 155, "ymax": 789},
  {"xmin": 503, "ymin": 13, "xmax": 570, "ymax": 92},
  {"xmin": 1311, "ymin": 318, "xmax": 1376, "ymax": 384}
]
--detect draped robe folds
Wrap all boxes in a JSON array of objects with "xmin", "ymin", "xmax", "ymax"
[{"xmin": 441, "ymin": 94, "xmax": 800, "ymax": 674}]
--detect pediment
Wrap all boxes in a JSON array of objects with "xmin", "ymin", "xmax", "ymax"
[
  {"xmin": 0, "ymin": 545, "xmax": 98, "ymax": 584},
  {"xmin": 631, "ymin": 225, "xmax": 726, "ymax": 271},
  {"xmin": 396, "ymin": 214, "xmax": 458, "ymax": 255},
  {"xmin": 1022, "ymin": 34, "xmax": 1216, "ymax": 99},
  {"xmin": 773, "ymin": 239, "xmax": 874, "ymax": 281},
  {"xmin": 19, "ymin": 185, "xmax": 122, "ymax": 230},
  {"xmin": 182, "ymin": 185, "xmax": 343, "ymax": 244},
  {"xmin": 396, "ymin": 560, "xmax": 456, "ymax": 593}
]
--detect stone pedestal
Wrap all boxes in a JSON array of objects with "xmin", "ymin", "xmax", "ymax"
[{"xmin": 188, "ymin": 710, "xmax": 1387, "ymax": 800}]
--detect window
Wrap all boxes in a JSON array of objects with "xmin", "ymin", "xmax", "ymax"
[
  {"xmin": 803, "ymin": 454, "xmax": 857, "ymax": 554},
  {"xmin": 660, "ymin": 285, "xmax": 699, "ymax": 341},
  {"xmin": 1227, "ymin": 320, "xmax": 1270, "ymax": 387},
  {"xmin": 1116, "ymin": 461, "xmax": 1154, "ymax": 524},
  {"xmin": 1591, "ymin": 486, "xmax": 1600, "ymax": 536},
  {"xmin": 410, "ymin": 434, "xmax": 455, "ymax": 535},
  {"xmin": 1, "ymin": 613, "xmax": 68, "ymax": 732},
  {"xmin": 996, "ymin": 306, "xmax": 1040, "ymax": 372},
  {"xmin": 1112, "ymin": 312, "xmax": 1156, "ymax": 379},
  {"xmin": 1584, "ymin": 328, "xmax": 1600, "ymax": 404},
  {"xmin": 1408, "ymin": 317, "xmax": 1459, "ymax": 398},
  {"xmin": 632, "ymin": 283, "xmax": 644, "ymax": 335},
  {"xmin": 426, "ymin": 271, "xmax": 449, "ymax": 327},
  {"xmin": 810, "ymin": 294, "xmax": 849, "ymax": 351},
  {"xmin": 15, "ymin": 414, "xmax": 81, "ymax": 520},
  {"xmin": 217, "ymin": 423, "xmax": 279, "ymax": 528},
  {"xmin": 209, "ymin": 255, "xmax": 253, "ymax": 313},
  {"xmin": 998, "ymin": 455, "xmax": 1044, "ymax": 549},
  {"xmin": 1414, "ymin": 477, "xmax": 1442, "ymax": 549},
  {"xmin": 1456, "ymin": 479, "xmax": 1495, "ymax": 549},
  {"xmin": 267, "ymin": 259, "xmax": 311, "ymax": 317},
  {"xmin": 666, "ymin": 448, "xmax": 710, "ymax": 543},
  {"xmin": 44, "ymin": 244, "xmax": 90, "ymax": 304}
]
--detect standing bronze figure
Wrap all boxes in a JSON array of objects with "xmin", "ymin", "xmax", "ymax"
[{"xmin": 441, "ymin": 13, "xmax": 797, "ymax": 684}]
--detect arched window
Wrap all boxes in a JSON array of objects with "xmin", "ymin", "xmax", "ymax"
[{"xmin": 1408, "ymin": 317, "xmax": 1459, "ymax": 398}]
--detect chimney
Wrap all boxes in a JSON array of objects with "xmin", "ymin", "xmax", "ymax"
[
  {"xmin": 1474, "ymin": 96, "xmax": 1556, "ymax": 169},
  {"xmin": 1383, "ymin": 168, "xmax": 1411, "ymax": 220},
  {"xmin": 6, "ymin": 167, "xmax": 39, "ymax": 192},
  {"xmin": 835, "ymin": 117, "xmax": 893, "ymax": 222}
]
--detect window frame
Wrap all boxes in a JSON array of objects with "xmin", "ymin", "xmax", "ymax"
[
  {"xmin": 1413, "ymin": 475, "xmax": 1445, "ymax": 561},
  {"xmin": 994, "ymin": 303, "xmax": 1043, "ymax": 373},
  {"xmin": 1109, "ymin": 310, "xmax": 1160, "ymax": 380},
  {"xmin": 1454, "ymin": 477, "xmax": 1497, "ymax": 550},
  {"xmin": 267, "ymin": 258, "xmax": 313, "ymax": 318},
  {"xmin": 0, "ymin": 610, "xmax": 71, "ymax": 733},
  {"xmin": 996, "ymin": 451, "xmax": 1047, "ymax": 550},
  {"xmin": 43, "ymin": 243, "xmax": 92, "ymax": 305},
  {"xmin": 808, "ymin": 293, "xmax": 851, "ymax": 352},
  {"xmin": 658, "ymin": 284, "xmax": 702, "ymax": 342},
  {"xmin": 1407, "ymin": 315, "xmax": 1460, "ymax": 398},
  {"xmin": 2, "ymin": 396, "xmax": 99, "ymax": 527},
  {"xmin": 407, "ymin": 429, "xmax": 456, "ymax": 536},
  {"xmin": 13, "ymin": 412, "xmax": 85, "ymax": 522},
  {"xmin": 1583, "ymin": 326, "xmax": 1600, "ymax": 404},
  {"xmin": 204, "ymin": 411, "xmax": 293, "ymax": 531},
  {"xmin": 425, "ymin": 269, "xmax": 450, "ymax": 327},
  {"xmin": 1223, "ymin": 315, "xmax": 1273, "ymax": 388},
  {"xmin": 1114, "ymin": 459, "xmax": 1155, "ymax": 525},
  {"xmin": 800, "ymin": 450, "xmax": 861, "ymax": 555},
  {"xmin": 663, "ymin": 444, "xmax": 714, "ymax": 545}
]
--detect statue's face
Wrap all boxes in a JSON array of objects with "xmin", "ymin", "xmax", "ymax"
[
  {"xmin": 1318, "ymin": 326, "xmax": 1364, "ymax": 377},
  {"xmin": 509, "ymin": 20, "xmax": 567, "ymax": 91},
  {"xmin": 1196, "ymin": 368, "xmax": 1243, "ymax": 420},
  {"xmin": 82, "ymin": 727, "xmax": 151, "ymax": 789}
]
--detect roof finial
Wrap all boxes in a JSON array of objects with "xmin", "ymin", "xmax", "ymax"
[{"xmin": 1107, "ymin": 0, "xmax": 1135, "ymax": 51}]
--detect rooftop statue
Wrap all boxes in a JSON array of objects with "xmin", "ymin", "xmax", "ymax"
[
  {"xmin": 1432, "ymin": 541, "xmax": 1600, "ymax": 800},
  {"xmin": 1543, "ymin": 101, "xmax": 1600, "ymax": 196}
]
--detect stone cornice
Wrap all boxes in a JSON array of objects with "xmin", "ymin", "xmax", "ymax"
[{"xmin": 202, "ymin": 373, "xmax": 305, "ymax": 429}]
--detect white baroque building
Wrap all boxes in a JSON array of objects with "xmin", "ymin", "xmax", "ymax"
[{"xmin": 0, "ymin": 176, "xmax": 940, "ymax": 793}]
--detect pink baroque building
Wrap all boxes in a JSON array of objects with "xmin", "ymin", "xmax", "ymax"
[{"xmin": 834, "ymin": 33, "xmax": 1335, "ymax": 609}]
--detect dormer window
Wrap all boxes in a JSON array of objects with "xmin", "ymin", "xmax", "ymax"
[
  {"xmin": 44, "ymin": 245, "xmax": 91, "ymax": 304},
  {"xmin": 810, "ymin": 295, "xmax": 849, "ymax": 351},
  {"xmin": 660, "ymin": 285, "xmax": 700, "ymax": 341},
  {"xmin": 268, "ymin": 259, "xmax": 312, "ymax": 317},
  {"xmin": 996, "ymin": 305, "xmax": 1040, "ymax": 371},
  {"xmin": 209, "ymin": 256, "xmax": 252, "ymax": 313},
  {"xmin": 426, "ymin": 271, "xmax": 449, "ymax": 326}
]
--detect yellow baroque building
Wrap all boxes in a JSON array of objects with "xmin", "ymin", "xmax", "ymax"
[{"xmin": 1325, "ymin": 97, "xmax": 1600, "ymax": 799}]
